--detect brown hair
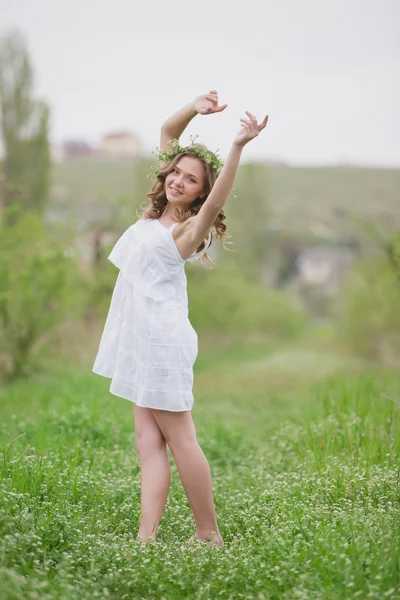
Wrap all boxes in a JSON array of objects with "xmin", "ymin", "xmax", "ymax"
[{"xmin": 139, "ymin": 147, "xmax": 232, "ymax": 266}]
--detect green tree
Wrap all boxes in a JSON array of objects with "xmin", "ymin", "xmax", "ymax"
[
  {"xmin": 0, "ymin": 208, "xmax": 84, "ymax": 382},
  {"xmin": 337, "ymin": 257, "xmax": 400, "ymax": 365},
  {"xmin": 395, "ymin": 236, "xmax": 400, "ymax": 279},
  {"xmin": 0, "ymin": 29, "xmax": 51, "ymax": 225}
]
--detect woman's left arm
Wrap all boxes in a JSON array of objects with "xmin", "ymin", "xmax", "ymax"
[{"xmin": 191, "ymin": 111, "xmax": 269, "ymax": 242}]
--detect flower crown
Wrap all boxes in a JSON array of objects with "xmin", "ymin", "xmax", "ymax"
[{"xmin": 148, "ymin": 134, "xmax": 224, "ymax": 181}]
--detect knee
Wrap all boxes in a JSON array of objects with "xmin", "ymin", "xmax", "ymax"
[
  {"xmin": 166, "ymin": 432, "xmax": 197, "ymax": 456},
  {"xmin": 135, "ymin": 430, "xmax": 166, "ymax": 460}
]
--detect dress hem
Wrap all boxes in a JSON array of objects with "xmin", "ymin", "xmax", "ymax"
[{"xmin": 92, "ymin": 368, "xmax": 194, "ymax": 412}]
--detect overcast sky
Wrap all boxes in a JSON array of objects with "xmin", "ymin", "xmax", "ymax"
[{"xmin": 1, "ymin": 0, "xmax": 399, "ymax": 166}]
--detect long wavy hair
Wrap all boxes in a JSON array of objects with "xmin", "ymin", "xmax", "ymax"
[{"xmin": 139, "ymin": 146, "xmax": 232, "ymax": 266}]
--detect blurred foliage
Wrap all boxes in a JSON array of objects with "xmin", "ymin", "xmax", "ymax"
[
  {"xmin": 186, "ymin": 263, "xmax": 310, "ymax": 339},
  {"xmin": 224, "ymin": 162, "xmax": 272, "ymax": 280},
  {"xmin": 295, "ymin": 281, "xmax": 337, "ymax": 318},
  {"xmin": 93, "ymin": 158, "xmax": 153, "ymax": 233},
  {"xmin": 0, "ymin": 30, "xmax": 51, "ymax": 226},
  {"xmin": 392, "ymin": 234, "xmax": 400, "ymax": 279},
  {"xmin": 0, "ymin": 207, "xmax": 85, "ymax": 382},
  {"xmin": 337, "ymin": 256, "xmax": 400, "ymax": 364},
  {"xmin": 83, "ymin": 248, "xmax": 119, "ymax": 319},
  {"xmin": 134, "ymin": 157, "xmax": 155, "ymax": 213}
]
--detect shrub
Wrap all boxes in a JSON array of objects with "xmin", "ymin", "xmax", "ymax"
[
  {"xmin": 337, "ymin": 257, "xmax": 400, "ymax": 364},
  {"xmin": 187, "ymin": 264, "xmax": 309, "ymax": 339},
  {"xmin": 0, "ymin": 208, "xmax": 84, "ymax": 381}
]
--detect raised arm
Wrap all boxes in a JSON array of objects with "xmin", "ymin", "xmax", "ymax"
[
  {"xmin": 160, "ymin": 90, "xmax": 228, "ymax": 155},
  {"xmin": 190, "ymin": 111, "xmax": 269, "ymax": 244}
]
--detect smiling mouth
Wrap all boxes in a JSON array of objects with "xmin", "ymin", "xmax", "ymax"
[{"xmin": 170, "ymin": 186, "xmax": 182, "ymax": 194}]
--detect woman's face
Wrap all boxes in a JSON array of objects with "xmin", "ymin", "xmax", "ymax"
[{"xmin": 164, "ymin": 156, "xmax": 205, "ymax": 206}]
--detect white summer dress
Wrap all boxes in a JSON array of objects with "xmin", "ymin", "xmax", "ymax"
[{"xmin": 92, "ymin": 217, "xmax": 211, "ymax": 412}]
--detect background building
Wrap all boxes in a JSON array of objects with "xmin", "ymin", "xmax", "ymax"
[{"xmin": 101, "ymin": 130, "xmax": 141, "ymax": 159}]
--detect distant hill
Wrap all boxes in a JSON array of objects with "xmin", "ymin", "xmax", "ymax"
[
  {"xmin": 267, "ymin": 164, "xmax": 400, "ymax": 239},
  {"xmin": 50, "ymin": 157, "xmax": 400, "ymax": 240}
]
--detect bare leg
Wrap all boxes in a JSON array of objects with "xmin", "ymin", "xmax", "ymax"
[
  {"xmin": 134, "ymin": 404, "xmax": 171, "ymax": 542},
  {"xmin": 151, "ymin": 408, "xmax": 224, "ymax": 546}
]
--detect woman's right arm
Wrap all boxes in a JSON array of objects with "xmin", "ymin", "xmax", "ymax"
[
  {"xmin": 160, "ymin": 90, "xmax": 228, "ymax": 154},
  {"xmin": 160, "ymin": 102, "xmax": 198, "ymax": 154}
]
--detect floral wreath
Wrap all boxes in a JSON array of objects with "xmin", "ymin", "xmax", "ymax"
[{"xmin": 147, "ymin": 134, "xmax": 224, "ymax": 181}]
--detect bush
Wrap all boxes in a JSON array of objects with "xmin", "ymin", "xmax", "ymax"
[
  {"xmin": 82, "ymin": 243, "xmax": 120, "ymax": 319},
  {"xmin": 187, "ymin": 264, "xmax": 309, "ymax": 339},
  {"xmin": 0, "ymin": 208, "xmax": 84, "ymax": 381},
  {"xmin": 337, "ymin": 257, "xmax": 400, "ymax": 364}
]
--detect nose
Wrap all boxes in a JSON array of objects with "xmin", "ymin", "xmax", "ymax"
[{"xmin": 173, "ymin": 174, "xmax": 184, "ymax": 187}]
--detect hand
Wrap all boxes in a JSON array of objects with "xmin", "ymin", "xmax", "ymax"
[
  {"xmin": 233, "ymin": 111, "xmax": 269, "ymax": 148},
  {"xmin": 193, "ymin": 90, "xmax": 228, "ymax": 115}
]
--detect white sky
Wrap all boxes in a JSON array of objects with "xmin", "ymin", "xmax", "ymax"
[{"xmin": 1, "ymin": 0, "xmax": 399, "ymax": 165}]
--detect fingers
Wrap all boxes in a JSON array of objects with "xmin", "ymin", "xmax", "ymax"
[
  {"xmin": 239, "ymin": 111, "xmax": 259, "ymax": 139},
  {"xmin": 242, "ymin": 111, "xmax": 269, "ymax": 135},
  {"xmin": 206, "ymin": 94, "xmax": 218, "ymax": 104},
  {"xmin": 205, "ymin": 91, "xmax": 228, "ymax": 114},
  {"xmin": 237, "ymin": 109, "xmax": 269, "ymax": 146},
  {"xmin": 242, "ymin": 112, "xmax": 258, "ymax": 137},
  {"xmin": 205, "ymin": 92, "xmax": 217, "ymax": 114},
  {"xmin": 258, "ymin": 115, "xmax": 269, "ymax": 131},
  {"xmin": 205, "ymin": 94, "xmax": 218, "ymax": 109},
  {"xmin": 246, "ymin": 111, "xmax": 258, "ymax": 132}
]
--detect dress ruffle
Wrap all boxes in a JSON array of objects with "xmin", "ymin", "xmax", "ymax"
[{"xmin": 107, "ymin": 220, "xmax": 183, "ymax": 302}]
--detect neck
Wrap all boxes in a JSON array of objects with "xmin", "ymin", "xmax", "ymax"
[{"xmin": 160, "ymin": 203, "xmax": 181, "ymax": 221}]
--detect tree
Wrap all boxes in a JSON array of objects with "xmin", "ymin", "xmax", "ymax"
[
  {"xmin": 0, "ymin": 29, "xmax": 51, "ymax": 226},
  {"xmin": 355, "ymin": 216, "xmax": 400, "ymax": 279},
  {"xmin": 0, "ymin": 208, "xmax": 84, "ymax": 382}
]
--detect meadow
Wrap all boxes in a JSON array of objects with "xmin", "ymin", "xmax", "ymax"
[
  {"xmin": 1, "ymin": 333, "xmax": 399, "ymax": 599},
  {"xmin": 1, "ymin": 24, "xmax": 399, "ymax": 600}
]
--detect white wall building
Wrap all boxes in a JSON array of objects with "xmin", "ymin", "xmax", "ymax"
[{"xmin": 101, "ymin": 131, "xmax": 141, "ymax": 158}]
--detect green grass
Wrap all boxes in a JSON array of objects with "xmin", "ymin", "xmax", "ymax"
[{"xmin": 0, "ymin": 341, "xmax": 399, "ymax": 599}]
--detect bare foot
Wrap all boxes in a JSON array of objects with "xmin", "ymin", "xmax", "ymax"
[
  {"xmin": 136, "ymin": 534, "xmax": 158, "ymax": 545},
  {"xmin": 187, "ymin": 530, "xmax": 224, "ymax": 548}
]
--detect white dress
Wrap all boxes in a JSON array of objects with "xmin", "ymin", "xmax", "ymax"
[{"xmin": 92, "ymin": 217, "xmax": 211, "ymax": 412}]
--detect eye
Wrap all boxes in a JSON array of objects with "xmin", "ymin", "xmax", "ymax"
[{"xmin": 189, "ymin": 177, "xmax": 196, "ymax": 183}]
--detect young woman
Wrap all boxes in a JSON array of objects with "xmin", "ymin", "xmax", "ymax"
[{"xmin": 92, "ymin": 90, "xmax": 269, "ymax": 547}]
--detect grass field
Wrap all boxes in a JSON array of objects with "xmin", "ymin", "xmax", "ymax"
[{"xmin": 1, "ymin": 337, "xmax": 399, "ymax": 599}]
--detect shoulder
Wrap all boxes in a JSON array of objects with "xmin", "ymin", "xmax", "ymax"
[
  {"xmin": 172, "ymin": 216, "xmax": 212, "ymax": 261},
  {"xmin": 183, "ymin": 216, "xmax": 212, "ymax": 241},
  {"xmin": 120, "ymin": 217, "xmax": 153, "ymax": 237},
  {"xmin": 173, "ymin": 216, "xmax": 195, "ymax": 233},
  {"xmin": 173, "ymin": 216, "xmax": 208, "ymax": 239},
  {"xmin": 170, "ymin": 217, "xmax": 196, "ymax": 247},
  {"xmin": 133, "ymin": 217, "xmax": 153, "ymax": 229}
]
